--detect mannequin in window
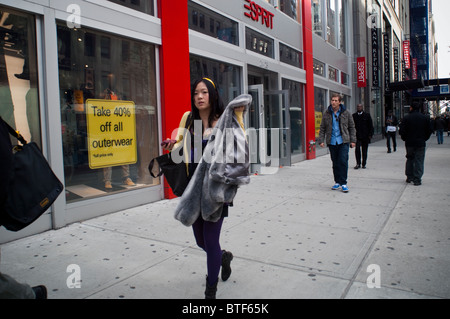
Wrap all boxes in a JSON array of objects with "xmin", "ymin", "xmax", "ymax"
[{"xmin": 102, "ymin": 88, "xmax": 135, "ymax": 189}]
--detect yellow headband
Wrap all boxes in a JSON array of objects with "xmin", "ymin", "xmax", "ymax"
[{"xmin": 202, "ymin": 77, "xmax": 216, "ymax": 89}]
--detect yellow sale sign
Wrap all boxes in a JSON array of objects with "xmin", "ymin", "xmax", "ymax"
[{"xmin": 86, "ymin": 99, "xmax": 137, "ymax": 169}]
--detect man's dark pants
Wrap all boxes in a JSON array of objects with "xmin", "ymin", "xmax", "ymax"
[
  {"xmin": 329, "ymin": 143, "xmax": 349, "ymax": 185},
  {"xmin": 355, "ymin": 139, "xmax": 369, "ymax": 167},
  {"xmin": 405, "ymin": 146, "xmax": 426, "ymax": 184}
]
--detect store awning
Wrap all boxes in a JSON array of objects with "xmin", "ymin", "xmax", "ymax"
[{"xmin": 388, "ymin": 78, "xmax": 425, "ymax": 92}]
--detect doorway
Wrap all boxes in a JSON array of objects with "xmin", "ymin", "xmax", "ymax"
[{"xmin": 247, "ymin": 68, "xmax": 291, "ymax": 174}]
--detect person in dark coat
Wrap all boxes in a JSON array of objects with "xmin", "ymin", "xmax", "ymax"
[
  {"xmin": 352, "ymin": 104, "xmax": 374, "ymax": 169},
  {"xmin": 399, "ymin": 102, "xmax": 433, "ymax": 186},
  {"xmin": 385, "ymin": 110, "xmax": 398, "ymax": 153}
]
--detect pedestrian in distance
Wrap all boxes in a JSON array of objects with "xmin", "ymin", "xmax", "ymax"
[
  {"xmin": 163, "ymin": 78, "xmax": 249, "ymax": 299},
  {"xmin": 352, "ymin": 103, "xmax": 374, "ymax": 169},
  {"xmin": 317, "ymin": 93, "xmax": 356, "ymax": 193},
  {"xmin": 385, "ymin": 110, "xmax": 398, "ymax": 153},
  {"xmin": 399, "ymin": 102, "xmax": 433, "ymax": 186},
  {"xmin": 433, "ymin": 115, "xmax": 446, "ymax": 144}
]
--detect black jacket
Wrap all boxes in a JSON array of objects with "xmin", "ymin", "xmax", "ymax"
[
  {"xmin": 352, "ymin": 111, "xmax": 374, "ymax": 143},
  {"xmin": 399, "ymin": 110, "xmax": 432, "ymax": 147}
]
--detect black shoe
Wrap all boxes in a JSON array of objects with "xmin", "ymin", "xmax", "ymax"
[
  {"xmin": 413, "ymin": 181, "xmax": 421, "ymax": 186},
  {"xmin": 32, "ymin": 285, "xmax": 47, "ymax": 299},
  {"xmin": 406, "ymin": 178, "xmax": 413, "ymax": 183},
  {"xmin": 362, "ymin": 165, "xmax": 366, "ymax": 169},
  {"xmin": 354, "ymin": 165, "xmax": 360, "ymax": 169},
  {"xmin": 221, "ymin": 250, "xmax": 233, "ymax": 281},
  {"xmin": 387, "ymin": 150, "xmax": 391, "ymax": 153},
  {"xmin": 205, "ymin": 277, "xmax": 218, "ymax": 299}
]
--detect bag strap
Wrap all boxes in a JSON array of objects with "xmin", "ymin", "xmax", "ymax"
[{"xmin": 0, "ymin": 116, "xmax": 28, "ymax": 145}]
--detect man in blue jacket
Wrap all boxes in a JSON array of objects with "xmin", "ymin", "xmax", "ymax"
[
  {"xmin": 399, "ymin": 102, "xmax": 433, "ymax": 186},
  {"xmin": 317, "ymin": 94, "xmax": 356, "ymax": 192}
]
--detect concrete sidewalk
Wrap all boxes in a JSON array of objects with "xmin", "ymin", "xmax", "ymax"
[{"xmin": 1, "ymin": 137, "xmax": 449, "ymax": 299}]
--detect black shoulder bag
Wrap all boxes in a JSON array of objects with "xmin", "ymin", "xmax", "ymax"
[
  {"xmin": 148, "ymin": 112, "xmax": 192, "ymax": 197},
  {"xmin": 0, "ymin": 117, "xmax": 64, "ymax": 231}
]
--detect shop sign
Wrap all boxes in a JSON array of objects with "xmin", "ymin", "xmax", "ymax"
[
  {"xmin": 244, "ymin": 0, "xmax": 274, "ymax": 29},
  {"xmin": 403, "ymin": 40, "xmax": 410, "ymax": 69},
  {"xmin": 371, "ymin": 27, "xmax": 379, "ymax": 87},
  {"xmin": 412, "ymin": 58, "xmax": 418, "ymax": 80},
  {"xmin": 357, "ymin": 57, "xmax": 366, "ymax": 88},
  {"xmin": 86, "ymin": 99, "xmax": 137, "ymax": 169},
  {"xmin": 384, "ymin": 33, "xmax": 390, "ymax": 91}
]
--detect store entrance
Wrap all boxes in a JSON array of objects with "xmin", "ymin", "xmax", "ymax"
[{"xmin": 247, "ymin": 69, "xmax": 291, "ymax": 174}]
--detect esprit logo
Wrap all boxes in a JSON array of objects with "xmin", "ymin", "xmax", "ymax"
[{"xmin": 244, "ymin": 0, "xmax": 274, "ymax": 29}]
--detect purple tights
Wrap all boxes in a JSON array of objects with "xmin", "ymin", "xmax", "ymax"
[{"xmin": 192, "ymin": 217, "xmax": 224, "ymax": 286}]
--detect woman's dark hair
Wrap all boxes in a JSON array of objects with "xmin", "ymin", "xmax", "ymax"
[{"xmin": 190, "ymin": 78, "xmax": 225, "ymax": 128}]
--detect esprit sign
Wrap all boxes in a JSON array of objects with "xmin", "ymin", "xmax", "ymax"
[
  {"xmin": 244, "ymin": 0, "xmax": 274, "ymax": 29},
  {"xmin": 357, "ymin": 57, "xmax": 367, "ymax": 88}
]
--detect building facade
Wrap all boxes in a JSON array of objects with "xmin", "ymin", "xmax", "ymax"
[{"xmin": 1, "ymin": 0, "xmax": 358, "ymax": 242}]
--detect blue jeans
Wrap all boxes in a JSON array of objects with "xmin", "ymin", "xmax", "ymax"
[
  {"xmin": 328, "ymin": 143, "xmax": 350, "ymax": 185},
  {"xmin": 436, "ymin": 129, "xmax": 444, "ymax": 144}
]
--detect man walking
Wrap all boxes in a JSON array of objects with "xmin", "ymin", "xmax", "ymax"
[
  {"xmin": 352, "ymin": 103, "xmax": 374, "ymax": 169},
  {"xmin": 317, "ymin": 94, "xmax": 356, "ymax": 192},
  {"xmin": 399, "ymin": 102, "xmax": 433, "ymax": 186}
]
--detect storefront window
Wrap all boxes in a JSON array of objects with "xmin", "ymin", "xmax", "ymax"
[
  {"xmin": 57, "ymin": 23, "xmax": 159, "ymax": 202},
  {"xmin": 188, "ymin": 1, "xmax": 239, "ymax": 46},
  {"xmin": 0, "ymin": 8, "xmax": 41, "ymax": 148},
  {"xmin": 314, "ymin": 87, "xmax": 327, "ymax": 137},
  {"xmin": 190, "ymin": 55, "xmax": 241, "ymax": 105},
  {"xmin": 108, "ymin": 0, "xmax": 154, "ymax": 15},
  {"xmin": 282, "ymin": 78, "xmax": 304, "ymax": 155},
  {"xmin": 328, "ymin": 65, "xmax": 338, "ymax": 82}
]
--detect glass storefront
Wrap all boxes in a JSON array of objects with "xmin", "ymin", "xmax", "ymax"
[
  {"xmin": 0, "ymin": 8, "xmax": 41, "ymax": 148},
  {"xmin": 189, "ymin": 55, "xmax": 241, "ymax": 104},
  {"xmin": 57, "ymin": 23, "xmax": 159, "ymax": 203},
  {"xmin": 314, "ymin": 87, "xmax": 327, "ymax": 137},
  {"xmin": 282, "ymin": 78, "xmax": 304, "ymax": 154}
]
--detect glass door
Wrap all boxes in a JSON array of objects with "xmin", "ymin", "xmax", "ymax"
[{"xmin": 248, "ymin": 85, "xmax": 291, "ymax": 174}]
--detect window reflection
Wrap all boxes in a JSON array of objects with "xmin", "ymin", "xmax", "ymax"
[
  {"xmin": 0, "ymin": 8, "xmax": 40, "ymax": 148},
  {"xmin": 57, "ymin": 23, "xmax": 158, "ymax": 202}
]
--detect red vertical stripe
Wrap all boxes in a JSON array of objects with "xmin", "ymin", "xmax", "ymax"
[
  {"xmin": 302, "ymin": 0, "xmax": 316, "ymax": 160},
  {"xmin": 159, "ymin": 1, "xmax": 191, "ymax": 198}
]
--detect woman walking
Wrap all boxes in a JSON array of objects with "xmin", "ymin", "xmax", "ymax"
[{"xmin": 163, "ymin": 78, "xmax": 250, "ymax": 298}]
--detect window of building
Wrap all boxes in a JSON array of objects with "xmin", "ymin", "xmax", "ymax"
[
  {"xmin": 57, "ymin": 23, "xmax": 159, "ymax": 203},
  {"xmin": 245, "ymin": 27, "xmax": 274, "ymax": 58},
  {"xmin": 279, "ymin": 43, "xmax": 302, "ymax": 68},
  {"xmin": 341, "ymin": 71, "xmax": 349, "ymax": 85},
  {"xmin": 312, "ymin": 0, "xmax": 324, "ymax": 38},
  {"xmin": 0, "ymin": 8, "xmax": 41, "ymax": 148},
  {"xmin": 107, "ymin": 0, "xmax": 154, "ymax": 15},
  {"xmin": 188, "ymin": 1, "xmax": 239, "ymax": 46},
  {"xmin": 313, "ymin": 58, "xmax": 325, "ymax": 76},
  {"xmin": 279, "ymin": 0, "xmax": 298, "ymax": 21},
  {"xmin": 338, "ymin": 0, "xmax": 347, "ymax": 53},
  {"xmin": 190, "ymin": 55, "xmax": 241, "ymax": 104},
  {"xmin": 326, "ymin": 0, "xmax": 336, "ymax": 46},
  {"xmin": 328, "ymin": 66, "xmax": 338, "ymax": 82}
]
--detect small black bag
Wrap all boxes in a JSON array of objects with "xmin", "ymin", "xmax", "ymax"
[
  {"xmin": 0, "ymin": 118, "xmax": 64, "ymax": 231},
  {"xmin": 148, "ymin": 149, "xmax": 189, "ymax": 197}
]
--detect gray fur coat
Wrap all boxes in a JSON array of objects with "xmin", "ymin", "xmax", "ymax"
[{"xmin": 174, "ymin": 94, "xmax": 252, "ymax": 226}]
